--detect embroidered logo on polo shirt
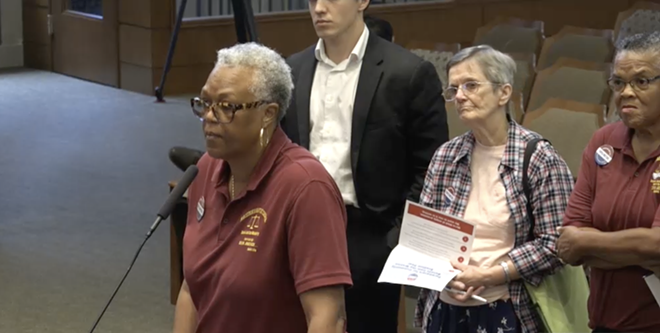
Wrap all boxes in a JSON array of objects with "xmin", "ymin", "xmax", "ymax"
[
  {"xmin": 196, "ymin": 197, "xmax": 205, "ymax": 222},
  {"xmin": 651, "ymin": 157, "xmax": 660, "ymax": 194},
  {"xmin": 237, "ymin": 208, "xmax": 268, "ymax": 253}
]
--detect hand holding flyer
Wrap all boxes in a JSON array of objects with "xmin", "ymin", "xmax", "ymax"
[{"xmin": 378, "ymin": 201, "xmax": 476, "ymax": 292}]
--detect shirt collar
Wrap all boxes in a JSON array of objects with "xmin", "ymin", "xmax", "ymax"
[
  {"xmin": 212, "ymin": 126, "xmax": 289, "ymax": 194},
  {"xmin": 453, "ymin": 115, "xmax": 525, "ymax": 171},
  {"xmin": 608, "ymin": 121, "xmax": 633, "ymax": 150},
  {"xmin": 314, "ymin": 24, "xmax": 369, "ymax": 66}
]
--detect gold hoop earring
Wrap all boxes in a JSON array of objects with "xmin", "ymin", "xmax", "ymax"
[{"xmin": 260, "ymin": 127, "xmax": 264, "ymax": 148}]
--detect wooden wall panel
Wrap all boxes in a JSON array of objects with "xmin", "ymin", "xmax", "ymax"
[
  {"xmin": 149, "ymin": 28, "xmax": 175, "ymax": 67},
  {"xmin": 531, "ymin": 0, "xmax": 629, "ymax": 35},
  {"xmin": 23, "ymin": 0, "xmax": 652, "ymax": 94},
  {"xmin": 117, "ymin": 0, "xmax": 174, "ymax": 95},
  {"xmin": 23, "ymin": 5, "xmax": 50, "ymax": 45},
  {"xmin": 22, "ymin": 1, "xmax": 51, "ymax": 71},
  {"xmin": 121, "ymin": 61, "xmax": 214, "ymax": 97},
  {"xmin": 23, "ymin": 0, "xmax": 49, "ymax": 7},
  {"xmin": 257, "ymin": 15, "xmax": 316, "ymax": 56},
  {"xmin": 120, "ymin": 62, "xmax": 155, "ymax": 95},
  {"xmin": 482, "ymin": 0, "xmax": 535, "ymax": 30},
  {"xmin": 169, "ymin": 24, "xmax": 236, "ymax": 66},
  {"xmin": 23, "ymin": 42, "xmax": 52, "ymax": 70},
  {"xmin": 373, "ymin": 3, "xmax": 482, "ymax": 46},
  {"xmin": 153, "ymin": 64, "xmax": 215, "ymax": 96},
  {"xmin": 119, "ymin": 25, "xmax": 154, "ymax": 67},
  {"xmin": 119, "ymin": 0, "xmax": 154, "ymax": 27},
  {"xmin": 629, "ymin": 0, "xmax": 660, "ymax": 5},
  {"xmin": 119, "ymin": 0, "xmax": 172, "ymax": 28}
]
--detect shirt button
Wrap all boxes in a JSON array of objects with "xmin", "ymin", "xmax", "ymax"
[
  {"xmin": 634, "ymin": 172, "xmax": 640, "ymax": 177},
  {"xmin": 222, "ymin": 219, "xmax": 229, "ymax": 225}
]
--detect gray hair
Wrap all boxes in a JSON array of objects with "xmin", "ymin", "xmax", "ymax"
[
  {"xmin": 615, "ymin": 31, "xmax": 660, "ymax": 62},
  {"xmin": 446, "ymin": 45, "xmax": 517, "ymax": 87},
  {"xmin": 213, "ymin": 42, "xmax": 294, "ymax": 121}
]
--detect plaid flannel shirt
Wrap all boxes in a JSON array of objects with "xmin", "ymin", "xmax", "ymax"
[{"xmin": 413, "ymin": 120, "xmax": 574, "ymax": 333}]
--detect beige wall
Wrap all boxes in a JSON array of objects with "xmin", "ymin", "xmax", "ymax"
[{"xmin": 1, "ymin": 0, "xmax": 24, "ymax": 68}]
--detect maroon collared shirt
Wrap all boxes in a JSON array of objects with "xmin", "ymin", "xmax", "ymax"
[
  {"xmin": 183, "ymin": 127, "xmax": 352, "ymax": 333},
  {"xmin": 563, "ymin": 121, "xmax": 660, "ymax": 332}
]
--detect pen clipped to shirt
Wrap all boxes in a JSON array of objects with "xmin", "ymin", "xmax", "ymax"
[{"xmin": 444, "ymin": 287, "xmax": 488, "ymax": 303}]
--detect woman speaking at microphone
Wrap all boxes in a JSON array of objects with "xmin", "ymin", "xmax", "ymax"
[
  {"xmin": 172, "ymin": 43, "xmax": 352, "ymax": 333},
  {"xmin": 414, "ymin": 45, "xmax": 574, "ymax": 333}
]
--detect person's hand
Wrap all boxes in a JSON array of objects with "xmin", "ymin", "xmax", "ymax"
[
  {"xmin": 557, "ymin": 226, "xmax": 584, "ymax": 265},
  {"xmin": 444, "ymin": 284, "xmax": 485, "ymax": 302},
  {"xmin": 450, "ymin": 259, "xmax": 492, "ymax": 288}
]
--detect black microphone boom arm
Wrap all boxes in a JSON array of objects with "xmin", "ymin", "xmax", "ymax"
[{"xmin": 87, "ymin": 166, "xmax": 199, "ymax": 333}]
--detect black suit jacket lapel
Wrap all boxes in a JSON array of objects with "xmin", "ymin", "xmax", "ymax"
[
  {"xmin": 295, "ymin": 48, "xmax": 317, "ymax": 149},
  {"xmin": 351, "ymin": 35, "xmax": 384, "ymax": 172}
]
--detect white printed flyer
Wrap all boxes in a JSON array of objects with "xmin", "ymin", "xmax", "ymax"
[{"xmin": 378, "ymin": 201, "xmax": 476, "ymax": 292}]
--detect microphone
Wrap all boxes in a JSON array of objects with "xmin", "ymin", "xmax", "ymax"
[{"xmin": 88, "ymin": 165, "xmax": 199, "ymax": 333}]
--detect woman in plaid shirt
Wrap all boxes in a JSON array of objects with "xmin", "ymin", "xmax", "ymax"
[{"xmin": 414, "ymin": 45, "xmax": 574, "ymax": 333}]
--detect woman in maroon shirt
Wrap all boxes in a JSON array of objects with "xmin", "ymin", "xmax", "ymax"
[{"xmin": 558, "ymin": 31, "xmax": 660, "ymax": 333}]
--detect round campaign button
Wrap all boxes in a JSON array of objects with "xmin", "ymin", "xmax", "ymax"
[
  {"xmin": 196, "ymin": 196, "xmax": 205, "ymax": 222},
  {"xmin": 595, "ymin": 145, "xmax": 614, "ymax": 166},
  {"xmin": 443, "ymin": 187, "xmax": 456, "ymax": 207}
]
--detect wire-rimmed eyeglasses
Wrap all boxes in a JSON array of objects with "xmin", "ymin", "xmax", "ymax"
[
  {"xmin": 442, "ymin": 81, "xmax": 502, "ymax": 101},
  {"xmin": 607, "ymin": 75, "xmax": 660, "ymax": 92},
  {"xmin": 190, "ymin": 97, "xmax": 268, "ymax": 124}
]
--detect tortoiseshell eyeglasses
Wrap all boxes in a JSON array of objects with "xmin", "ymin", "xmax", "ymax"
[{"xmin": 190, "ymin": 97, "xmax": 268, "ymax": 124}]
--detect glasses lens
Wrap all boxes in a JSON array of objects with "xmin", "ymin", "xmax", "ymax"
[
  {"xmin": 443, "ymin": 88, "xmax": 457, "ymax": 101},
  {"xmin": 608, "ymin": 79, "xmax": 625, "ymax": 92},
  {"xmin": 634, "ymin": 78, "xmax": 650, "ymax": 90},
  {"xmin": 464, "ymin": 81, "xmax": 480, "ymax": 93},
  {"xmin": 191, "ymin": 98, "xmax": 206, "ymax": 118}
]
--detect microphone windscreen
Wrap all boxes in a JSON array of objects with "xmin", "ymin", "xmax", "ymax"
[{"xmin": 157, "ymin": 165, "xmax": 199, "ymax": 219}]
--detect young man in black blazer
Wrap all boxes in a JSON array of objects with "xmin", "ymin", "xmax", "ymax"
[{"xmin": 281, "ymin": 1, "xmax": 449, "ymax": 332}]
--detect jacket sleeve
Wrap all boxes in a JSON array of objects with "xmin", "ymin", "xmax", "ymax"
[{"xmin": 404, "ymin": 60, "xmax": 449, "ymax": 206}]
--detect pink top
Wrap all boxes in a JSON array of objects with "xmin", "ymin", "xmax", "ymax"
[{"xmin": 441, "ymin": 141, "xmax": 515, "ymax": 306}]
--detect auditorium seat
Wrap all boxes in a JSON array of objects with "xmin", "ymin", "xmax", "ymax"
[
  {"xmin": 507, "ymin": 52, "xmax": 537, "ymax": 110},
  {"xmin": 614, "ymin": 1, "xmax": 660, "ymax": 46},
  {"xmin": 606, "ymin": 94, "xmax": 621, "ymax": 124},
  {"xmin": 537, "ymin": 26, "xmax": 614, "ymax": 70},
  {"xmin": 407, "ymin": 42, "xmax": 461, "ymax": 87},
  {"xmin": 525, "ymin": 58, "xmax": 611, "ymax": 113},
  {"xmin": 473, "ymin": 17, "xmax": 545, "ymax": 58},
  {"xmin": 510, "ymin": 91, "xmax": 525, "ymax": 124},
  {"xmin": 523, "ymin": 98, "xmax": 607, "ymax": 177}
]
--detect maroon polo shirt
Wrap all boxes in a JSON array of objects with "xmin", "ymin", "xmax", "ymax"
[
  {"xmin": 563, "ymin": 122, "xmax": 660, "ymax": 332},
  {"xmin": 182, "ymin": 126, "xmax": 352, "ymax": 333}
]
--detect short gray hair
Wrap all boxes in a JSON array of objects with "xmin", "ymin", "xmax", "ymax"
[
  {"xmin": 615, "ymin": 31, "xmax": 660, "ymax": 62},
  {"xmin": 213, "ymin": 42, "xmax": 294, "ymax": 121},
  {"xmin": 445, "ymin": 45, "xmax": 517, "ymax": 88}
]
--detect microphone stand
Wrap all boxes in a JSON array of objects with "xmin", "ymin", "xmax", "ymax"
[
  {"xmin": 87, "ymin": 216, "xmax": 165, "ymax": 333},
  {"xmin": 87, "ymin": 165, "xmax": 197, "ymax": 333}
]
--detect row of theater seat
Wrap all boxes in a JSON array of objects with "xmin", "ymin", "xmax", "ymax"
[{"xmin": 404, "ymin": 0, "xmax": 660, "ymax": 180}]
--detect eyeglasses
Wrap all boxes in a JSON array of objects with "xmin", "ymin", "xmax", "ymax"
[
  {"xmin": 442, "ymin": 81, "xmax": 501, "ymax": 101},
  {"xmin": 607, "ymin": 75, "xmax": 660, "ymax": 92},
  {"xmin": 191, "ymin": 97, "xmax": 267, "ymax": 124}
]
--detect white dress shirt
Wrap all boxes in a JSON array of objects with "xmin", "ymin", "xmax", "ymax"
[{"xmin": 309, "ymin": 25, "xmax": 369, "ymax": 207}]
